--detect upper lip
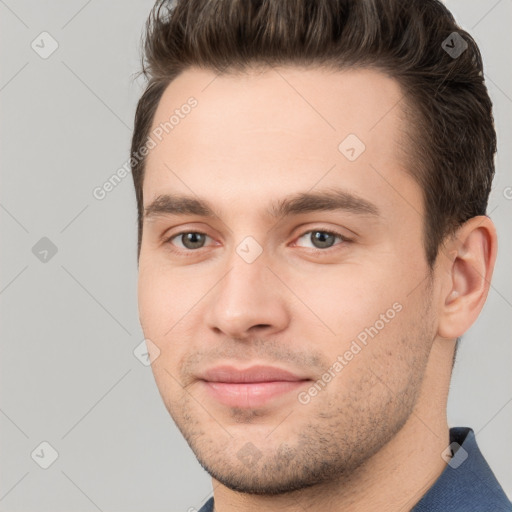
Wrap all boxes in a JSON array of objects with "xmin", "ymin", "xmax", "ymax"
[{"xmin": 199, "ymin": 365, "xmax": 310, "ymax": 383}]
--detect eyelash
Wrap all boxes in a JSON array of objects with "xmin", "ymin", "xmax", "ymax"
[{"xmin": 163, "ymin": 228, "xmax": 350, "ymax": 256}]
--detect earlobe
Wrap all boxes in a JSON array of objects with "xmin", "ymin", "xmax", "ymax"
[{"xmin": 437, "ymin": 216, "xmax": 497, "ymax": 340}]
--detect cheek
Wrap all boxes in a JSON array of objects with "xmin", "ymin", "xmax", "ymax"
[
  {"xmin": 315, "ymin": 303, "xmax": 430, "ymax": 417},
  {"xmin": 137, "ymin": 262, "xmax": 180, "ymax": 338},
  {"xmin": 291, "ymin": 261, "xmax": 430, "ymax": 390},
  {"xmin": 137, "ymin": 267, "xmax": 191, "ymax": 397},
  {"xmin": 137, "ymin": 262, "xmax": 210, "ymax": 365},
  {"xmin": 289, "ymin": 263, "xmax": 404, "ymax": 341}
]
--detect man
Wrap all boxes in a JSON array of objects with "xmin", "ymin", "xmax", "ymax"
[{"xmin": 131, "ymin": 0, "xmax": 511, "ymax": 510}]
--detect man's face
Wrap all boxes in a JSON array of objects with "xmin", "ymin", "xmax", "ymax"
[{"xmin": 137, "ymin": 66, "xmax": 438, "ymax": 493}]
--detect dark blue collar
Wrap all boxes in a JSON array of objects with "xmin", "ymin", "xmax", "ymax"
[
  {"xmin": 412, "ymin": 427, "xmax": 511, "ymax": 511},
  {"xmin": 198, "ymin": 427, "xmax": 511, "ymax": 512}
]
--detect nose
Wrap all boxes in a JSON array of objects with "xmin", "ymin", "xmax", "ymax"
[{"xmin": 204, "ymin": 251, "xmax": 291, "ymax": 340}]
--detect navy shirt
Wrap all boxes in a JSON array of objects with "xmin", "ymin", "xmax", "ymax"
[{"xmin": 197, "ymin": 427, "xmax": 511, "ymax": 511}]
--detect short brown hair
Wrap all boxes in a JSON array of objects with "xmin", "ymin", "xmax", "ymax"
[{"xmin": 131, "ymin": 0, "xmax": 496, "ymax": 267}]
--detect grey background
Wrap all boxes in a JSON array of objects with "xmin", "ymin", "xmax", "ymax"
[{"xmin": 0, "ymin": 1, "xmax": 510, "ymax": 511}]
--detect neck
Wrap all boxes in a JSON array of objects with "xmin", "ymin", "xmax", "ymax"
[{"xmin": 211, "ymin": 339, "xmax": 454, "ymax": 512}]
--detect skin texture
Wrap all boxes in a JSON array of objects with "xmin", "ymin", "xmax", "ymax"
[{"xmin": 137, "ymin": 66, "xmax": 497, "ymax": 511}]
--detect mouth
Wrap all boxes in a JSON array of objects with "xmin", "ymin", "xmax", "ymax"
[{"xmin": 198, "ymin": 365, "xmax": 311, "ymax": 408}]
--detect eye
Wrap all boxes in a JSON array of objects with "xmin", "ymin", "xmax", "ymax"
[
  {"xmin": 294, "ymin": 229, "xmax": 348, "ymax": 250},
  {"xmin": 164, "ymin": 228, "xmax": 349, "ymax": 255},
  {"xmin": 166, "ymin": 231, "xmax": 213, "ymax": 251}
]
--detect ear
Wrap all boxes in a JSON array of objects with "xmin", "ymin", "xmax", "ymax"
[{"xmin": 437, "ymin": 216, "xmax": 497, "ymax": 340}]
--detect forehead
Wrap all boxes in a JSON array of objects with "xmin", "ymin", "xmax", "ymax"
[{"xmin": 142, "ymin": 65, "xmax": 421, "ymax": 220}]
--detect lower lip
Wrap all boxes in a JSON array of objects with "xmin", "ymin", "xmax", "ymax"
[{"xmin": 202, "ymin": 380, "xmax": 309, "ymax": 408}]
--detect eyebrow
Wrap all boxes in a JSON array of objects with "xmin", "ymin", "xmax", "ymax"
[{"xmin": 143, "ymin": 188, "xmax": 380, "ymax": 221}]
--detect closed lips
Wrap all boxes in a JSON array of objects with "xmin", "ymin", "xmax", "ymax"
[{"xmin": 198, "ymin": 365, "xmax": 311, "ymax": 383}]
